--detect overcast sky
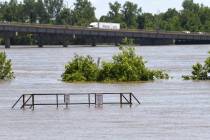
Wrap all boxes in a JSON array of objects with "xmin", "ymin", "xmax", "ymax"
[
  {"xmin": 1, "ymin": 0, "xmax": 210, "ymax": 18},
  {"xmin": 65, "ymin": 0, "xmax": 210, "ymax": 18}
]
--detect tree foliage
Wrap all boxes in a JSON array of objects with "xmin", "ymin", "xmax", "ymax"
[
  {"xmin": 62, "ymin": 47, "xmax": 169, "ymax": 82},
  {"xmin": 0, "ymin": 52, "xmax": 14, "ymax": 80},
  {"xmin": 98, "ymin": 47, "xmax": 168, "ymax": 82},
  {"xmin": 62, "ymin": 55, "xmax": 99, "ymax": 82},
  {"xmin": 71, "ymin": 0, "xmax": 96, "ymax": 26},
  {"xmin": 182, "ymin": 51, "xmax": 210, "ymax": 80},
  {"xmin": 44, "ymin": 0, "xmax": 63, "ymax": 20}
]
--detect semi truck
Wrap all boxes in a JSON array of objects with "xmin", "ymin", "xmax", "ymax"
[{"xmin": 89, "ymin": 22, "xmax": 120, "ymax": 30}]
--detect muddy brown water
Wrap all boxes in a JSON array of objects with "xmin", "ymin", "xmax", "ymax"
[{"xmin": 0, "ymin": 45, "xmax": 210, "ymax": 140}]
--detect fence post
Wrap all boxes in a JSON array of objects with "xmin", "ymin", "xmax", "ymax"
[
  {"xmin": 129, "ymin": 93, "xmax": 132, "ymax": 105},
  {"xmin": 56, "ymin": 94, "xmax": 59, "ymax": 108},
  {"xmin": 88, "ymin": 94, "xmax": 91, "ymax": 107},
  {"xmin": 32, "ymin": 95, "xmax": 34, "ymax": 110},
  {"xmin": 120, "ymin": 93, "xmax": 122, "ymax": 105},
  {"xmin": 22, "ymin": 95, "xmax": 25, "ymax": 109}
]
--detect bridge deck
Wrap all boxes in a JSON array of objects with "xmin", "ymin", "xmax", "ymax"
[{"xmin": 1, "ymin": 22, "xmax": 210, "ymax": 48}]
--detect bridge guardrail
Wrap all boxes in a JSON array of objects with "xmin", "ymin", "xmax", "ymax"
[{"xmin": 1, "ymin": 21, "xmax": 209, "ymax": 36}]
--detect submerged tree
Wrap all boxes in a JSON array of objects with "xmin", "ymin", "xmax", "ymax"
[
  {"xmin": 98, "ymin": 47, "xmax": 169, "ymax": 82},
  {"xmin": 62, "ymin": 55, "xmax": 99, "ymax": 82},
  {"xmin": 182, "ymin": 51, "xmax": 210, "ymax": 80},
  {"xmin": 0, "ymin": 52, "xmax": 14, "ymax": 80},
  {"xmin": 62, "ymin": 47, "xmax": 169, "ymax": 82}
]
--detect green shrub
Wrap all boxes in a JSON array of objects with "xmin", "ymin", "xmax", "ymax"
[
  {"xmin": 0, "ymin": 52, "xmax": 14, "ymax": 80},
  {"xmin": 62, "ymin": 55, "xmax": 99, "ymax": 82},
  {"xmin": 183, "ymin": 51, "xmax": 210, "ymax": 80},
  {"xmin": 62, "ymin": 47, "xmax": 169, "ymax": 82},
  {"xmin": 204, "ymin": 51, "xmax": 210, "ymax": 73},
  {"xmin": 98, "ymin": 47, "xmax": 169, "ymax": 81},
  {"xmin": 121, "ymin": 37, "xmax": 134, "ymax": 46}
]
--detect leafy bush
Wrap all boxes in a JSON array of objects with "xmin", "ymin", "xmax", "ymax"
[
  {"xmin": 183, "ymin": 51, "xmax": 210, "ymax": 80},
  {"xmin": 62, "ymin": 47, "xmax": 169, "ymax": 82},
  {"xmin": 98, "ymin": 47, "xmax": 169, "ymax": 81},
  {"xmin": 121, "ymin": 37, "xmax": 134, "ymax": 46},
  {"xmin": 62, "ymin": 55, "xmax": 99, "ymax": 82},
  {"xmin": 0, "ymin": 52, "xmax": 14, "ymax": 80}
]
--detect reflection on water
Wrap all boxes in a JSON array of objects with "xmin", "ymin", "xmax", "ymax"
[{"xmin": 0, "ymin": 45, "xmax": 210, "ymax": 140}]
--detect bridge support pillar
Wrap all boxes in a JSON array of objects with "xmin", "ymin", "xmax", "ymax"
[
  {"xmin": 114, "ymin": 38, "xmax": 120, "ymax": 46},
  {"xmin": 63, "ymin": 44, "xmax": 68, "ymax": 47},
  {"xmin": 5, "ymin": 37, "xmax": 11, "ymax": 49},
  {"xmin": 38, "ymin": 43, "xmax": 43, "ymax": 48},
  {"xmin": 62, "ymin": 41, "xmax": 68, "ymax": 47},
  {"xmin": 91, "ymin": 37, "xmax": 96, "ymax": 47},
  {"xmin": 91, "ymin": 42, "xmax": 96, "ymax": 47},
  {"xmin": 37, "ymin": 34, "xmax": 44, "ymax": 48}
]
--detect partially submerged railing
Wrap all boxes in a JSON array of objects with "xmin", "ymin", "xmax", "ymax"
[{"xmin": 12, "ymin": 93, "xmax": 141, "ymax": 110}]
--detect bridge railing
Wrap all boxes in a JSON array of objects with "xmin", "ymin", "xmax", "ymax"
[{"xmin": 0, "ymin": 21, "xmax": 209, "ymax": 36}]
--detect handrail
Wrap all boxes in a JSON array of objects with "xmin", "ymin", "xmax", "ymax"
[
  {"xmin": 122, "ymin": 94, "xmax": 130, "ymax": 103},
  {"xmin": 21, "ymin": 95, "xmax": 32, "ymax": 109},
  {"xmin": 131, "ymin": 94, "xmax": 141, "ymax": 104},
  {"xmin": 11, "ymin": 95, "xmax": 23, "ymax": 109},
  {"xmin": 1, "ymin": 21, "xmax": 209, "ymax": 36},
  {"xmin": 11, "ymin": 92, "xmax": 141, "ymax": 110}
]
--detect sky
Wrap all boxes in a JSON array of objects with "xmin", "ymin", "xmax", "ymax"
[
  {"xmin": 65, "ymin": 0, "xmax": 210, "ymax": 18},
  {"xmin": 1, "ymin": 0, "xmax": 210, "ymax": 18}
]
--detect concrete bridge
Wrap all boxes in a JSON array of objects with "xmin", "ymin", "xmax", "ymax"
[{"xmin": 0, "ymin": 22, "xmax": 210, "ymax": 48}]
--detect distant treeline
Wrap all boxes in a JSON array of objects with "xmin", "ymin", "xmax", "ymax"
[{"xmin": 0, "ymin": 0, "xmax": 210, "ymax": 45}]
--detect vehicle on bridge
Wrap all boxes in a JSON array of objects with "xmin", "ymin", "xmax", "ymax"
[
  {"xmin": 89, "ymin": 22, "xmax": 120, "ymax": 30},
  {"xmin": 182, "ymin": 31, "xmax": 191, "ymax": 34}
]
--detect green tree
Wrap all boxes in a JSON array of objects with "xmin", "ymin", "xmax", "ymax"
[
  {"xmin": 44, "ymin": 0, "xmax": 64, "ymax": 22},
  {"xmin": 139, "ymin": 13, "xmax": 155, "ymax": 30},
  {"xmin": 107, "ymin": 1, "xmax": 122, "ymax": 23},
  {"xmin": 183, "ymin": 51, "xmax": 210, "ymax": 80},
  {"xmin": 23, "ymin": 0, "xmax": 37, "ymax": 23},
  {"xmin": 121, "ymin": 1, "xmax": 141, "ymax": 28},
  {"xmin": 98, "ymin": 47, "xmax": 169, "ymax": 82},
  {"xmin": 56, "ymin": 8, "xmax": 72, "ymax": 25},
  {"xmin": 72, "ymin": 0, "xmax": 96, "ymax": 26},
  {"xmin": 61, "ymin": 47, "xmax": 169, "ymax": 82},
  {"xmin": 0, "ymin": 0, "xmax": 24, "ymax": 22},
  {"xmin": 180, "ymin": 0, "xmax": 202, "ymax": 31},
  {"xmin": 0, "ymin": 52, "xmax": 14, "ymax": 80},
  {"xmin": 182, "ymin": 0, "xmax": 199, "ymax": 12},
  {"xmin": 62, "ymin": 55, "xmax": 99, "ymax": 82},
  {"xmin": 36, "ymin": 0, "xmax": 49, "ymax": 24}
]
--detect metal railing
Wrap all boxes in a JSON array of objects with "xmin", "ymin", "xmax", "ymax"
[{"xmin": 11, "ymin": 92, "xmax": 141, "ymax": 110}]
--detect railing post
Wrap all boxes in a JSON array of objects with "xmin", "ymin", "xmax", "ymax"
[
  {"xmin": 131, "ymin": 93, "xmax": 141, "ymax": 104},
  {"xmin": 32, "ymin": 95, "xmax": 34, "ymax": 110},
  {"xmin": 5, "ymin": 37, "xmax": 11, "ymax": 49},
  {"xmin": 56, "ymin": 94, "xmax": 59, "ymax": 108},
  {"xmin": 91, "ymin": 36, "xmax": 96, "ymax": 47},
  {"xmin": 12, "ymin": 95, "xmax": 23, "ymax": 109},
  {"xmin": 64, "ymin": 94, "xmax": 70, "ymax": 108},
  {"xmin": 129, "ymin": 93, "xmax": 132, "ymax": 105},
  {"xmin": 120, "ymin": 93, "xmax": 122, "ymax": 105},
  {"xmin": 88, "ymin": 94, "xmax": 91, "ymax": 107},
  {"xmin": 22, "ymin": 95, "xmax": 25, "ymax": 109},
  {"xmin": 94, "ymin": 93, "xmax": 96, "ymax": 106}
]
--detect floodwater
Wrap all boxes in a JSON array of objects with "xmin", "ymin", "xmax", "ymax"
[{"xmin": 0, "ymin": 45, "xmax": 210, "ymax": 140}]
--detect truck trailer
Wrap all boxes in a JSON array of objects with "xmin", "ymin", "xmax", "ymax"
[{"xmin": 89, "ymin": 22, "xmax": 120, "ymax": 30}]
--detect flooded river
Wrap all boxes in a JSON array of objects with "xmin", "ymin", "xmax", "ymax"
[{"xmin": 0, "ymin": 45, "xmax": 210, "ymax": 140}]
